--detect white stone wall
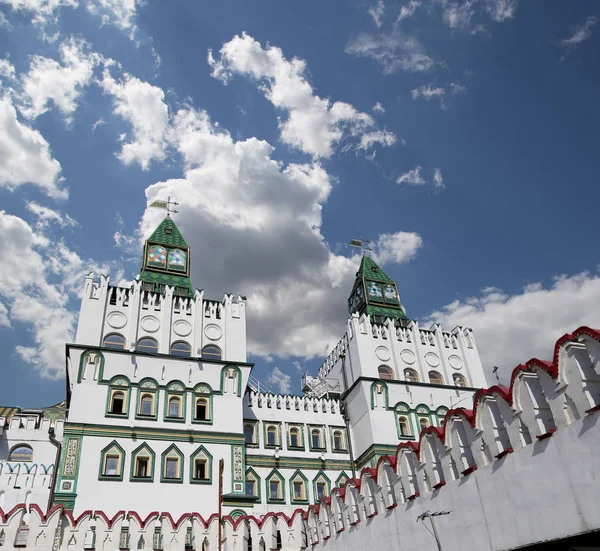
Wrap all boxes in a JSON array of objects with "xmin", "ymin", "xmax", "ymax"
[{"xmin": 0, "ymin": 415, "xmax": 63, "ymax": 512}]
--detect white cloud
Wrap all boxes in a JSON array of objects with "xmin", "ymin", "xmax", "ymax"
[
  {"xmin": 127, "ymin": 96, "xmax": 421, "ymax": 360},
  {"xmin": 91, "ymin": 118, "xmax": 106, "ymax": 132},
  {"xmin": 0, "ymin": 58, "xmax": 16, "ymax": 80},
  {"xmin": 345, "ymin": 32, "xmax": 434, "ymax": 74},
  {"xmin": 268, "ymin": 366, "xmax": 292, "ymax": 394},
  {"xmin": 19, "ymin": 37, "xmax": 102, "ymax": 123},
  {"xmin": 369, "ymin": 0, "xmax": 385, "ymax": 27},
  {"xmin": 411, "ymin": 83, "xmax": 446, "ymax": 107},
  {"xmin": 372, "ymin": 101, "xmax": 385, "ymax": 114},
  {"xmin": 373, "ymin": 232, "xmax": 422, "ymax": 264},
  {"xmin": 208, "ymin": 33, "xmax": 396, "ymax": 158},
  {"xmin": 397, "ymin": 165, "xmax": 425, "ymax": 185},
  {"xmin": 443, "ymin": 1, "xmax": 477, "ymax": 31},
  {"xmin": 0, "ymin": 95, "xmax": 65, "ymax": 198},
  {"xmin": 485, "ymin": 0, "xmax": 517, "ymax": 22},
  {"xmin": 433, "ymin": 167, "xmax": 444, "ymax": 190},
  {"xmin": 561, "ymin": 15, "xmax": 597, "ymax": 49},
  {"xmin": 86, "ymin": 0, "xmax": 141, "ymax": 37},
  {"xmin": 426, "ymin": 270, "xmax": 600, "ymax": 385},
  {"xmin": 0, "ymin": 301, "xmax": 10, "ymax": 327},
  {"xmin": 0, "ymin": 0, "xmax": 78, "ymax": 27},
  {"xmin": 397, "ymin": 0, "xmax": 422, "ymax": 21},
  {"xmin": 99, "ymin": 68, "xmax": 170, "ymax": 169},
  {"xmin": 25, "ymin": 201, "xmax": 78, "ymax": 229},
  {"xmin": 449, "ymin": 82, "xmax": 467, "ymax": 94}
]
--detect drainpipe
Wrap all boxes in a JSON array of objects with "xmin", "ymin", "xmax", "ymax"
[
  {"xmin": 340, "ymin": 353, "xmax": 356, "ymax": 479},
  {"xmin": 47, "ymin": 427, "xmax": 61, "ymax": 512}
]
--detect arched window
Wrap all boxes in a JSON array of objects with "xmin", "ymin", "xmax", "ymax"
[
  {"xmin": 403, "ymin": 368, "xmax": 419, "ymax": 383},
  {"xmin": 245, "ymin": 424, "xmax": 255, "ymax": 444},
  {"xmin": 419, "ymin": 417, "xmax": 430, "ymax": 430},
  {"xmin": 171, "ymin": 341, "xmax": 191, "ymax": 358},
  {"xmin": 398, "ymin": 415, "xmax": 411, "ymax": 437},
  {"xmin": 311, "ymin": 428, "xmax": 323, "ymax": 450},
  {"xmin": 201, "ymin": 345, "xmax": 222, "ymax": 361},
  {"xmin": 333, "ymin": 430, "xmax": 344, "ymax": 451},
  {"xmin": 168, "ymin": 396, "xmax": 182, "ymax": 418},
  {"xmin": 195, "ymin": 398, "xmax": 208, "ymax": 420},
  {"xmin": 453, "ymin": 374, "xmax": 467, "ymax": 387},
  {"xmin": 266, "ymin": 425, "xmax": 278, "ymax": 447},
  {"xmin": 103, "ymin": 333, "xmax": 125, "ymax": 350},
  {"xmin": 137, "ymin": 337, "xmax": 158, "ymax": 354},
  {"xmin": 428, "ymin": 371, "xmax": 444, "ymax": 385},
  {"xmin": 9, "ymin": 445, "xmax": 33, "ymax": 462},
  {"xmin": 378, "ymin": 365, "xmax": 395, "ymax": 380},
  {"xmin": 111, "ymin": 391, "xmax": 125, "ymax": 414},
  {"xmin": 139, "ymin": 394, "xmax": 154, "ymax": 417},
  {"xmin": 289, "ymin": 427, "xmax": 301, "ymax": 448}
]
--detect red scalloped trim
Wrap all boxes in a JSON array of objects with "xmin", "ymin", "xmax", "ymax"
[
  {"xmin": 495, "ymin": 448, "xmax": 514, "ymax": 460},
  {"xmin": 407, "ymin": 492, "xmax": 420, "ymax": 501},
  {"xmin": 433, "ymin": 480, "xmax": 446, "ymax": 490},
  {"xmin": 536, "ymin": 429, "xmax": 556, "ymax": 441},
  {"xmin": 386, "ymin": 503, "xmax": 398, "ymax": 510}
]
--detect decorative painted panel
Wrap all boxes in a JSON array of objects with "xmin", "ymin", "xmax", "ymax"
[
  {"xmin": 168, "ymin": 249, "xmax": 186, "ymax": 271},
  {"xmin": 383, "ymin": 284, "xmax": 400, "ymax": 304},
  {"xmin": 62, "ymin": 438, "xmax": 80, "ymax": 477},
  {"xmin": 232, "ymin": 445, "xmax": 244, "ymax": 493},
  {"xmin": 367, "ymin": 281, "xmax": 383, "ymax": 300},
  {"xmin": 148, "ymin": 245, "xmax": 167, "ymax": 267}
]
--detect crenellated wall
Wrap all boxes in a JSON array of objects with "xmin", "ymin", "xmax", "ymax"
[{"xmin": 3, "ymin": 326, "xmax": 600, "ymax": 550}]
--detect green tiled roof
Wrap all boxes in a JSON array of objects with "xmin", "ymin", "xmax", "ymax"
[
  {"xmin": 140, "ymin": 270, "xmax": 193, "ymax": 296},
  {"xmin": 0, "ymin": 406, "xmax": 21, "ymax": 420},
  {"xmin": 358, "ymin": 255, "xmax": 394, "ymax": 283},
  {"xmin": 148, "ymin": 216, "xmax": 188, "ymax": 248},
  {"xmin": 366, "ymin": 304, "xmax": 408, "ymax": 321}
]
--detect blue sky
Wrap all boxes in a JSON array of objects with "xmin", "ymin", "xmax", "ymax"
[{"xmin": 1, "ymin": 0, "xmax": 599, "ymax": 408}]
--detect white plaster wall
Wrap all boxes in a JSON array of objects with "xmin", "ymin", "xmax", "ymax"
[
  {"xmin": 314, "ymin": 413, "xmax": 600, "ymax": 551},
  {"xmin": 0, "ymin": 417, "xmax": 63, "ymax": 511}
]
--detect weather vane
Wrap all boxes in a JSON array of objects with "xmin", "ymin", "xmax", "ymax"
[
  {"xmin": 348, "ymin": 238, "xmax": 373, "ymax": 255},
  {"xmin": 149, "ymin": 196, "xmax": 179, "ymax": 216}
]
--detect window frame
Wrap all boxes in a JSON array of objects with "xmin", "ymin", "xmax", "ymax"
[
  {"xmin": 287, "ymin": 425, "xmax": 304, "ymax": 450},
  {"xmin": 136, "ymin": 337, "xmax": 159, "ymax": 355},
  {"xmin": 244, "ymin": 423, "xmax": 257, "ymax": 446},
  {"xmin": 164, "ymin": 381, "xmax": 186, "ymax": 423},
  {"xmin": 264, "ymin": 423, "xmax": 280, "ymax": 449},
  {"xmin": 135, "ymin": 379, "xmax": 158, "ymax": 421},
  {"xmin": 190, "ymin": 445, "xmax": 213, "ymax": 485},
  {"xmin": 403, "ymin": 368, "xmax": 420, "ymax": 383},
  {"xmin": 266, "ymin": 469, "xmax": 285, "ymax": 504},
  {"xmin": 8, "ymin": 444, "xmax": 33, "ymax": 463},
  {"xmin": 201, "ymin": 344, "xmax": 222, "ymax": 361},
  {"xmin": 105, "ymin": 377, "xmax": 131, "ymax": 419},
  {"xmin": 192, "ymin": 384, "xmax": 213, "ymax": 425},
  {"xmin": 129, "ymin": 443, "xmax": 155, "ymax": 483},
  {"xmin": 102, "ymin": 333, "xmax": 126, "ymax": 350},
  {"xmin": 378, "ymin": 365, "xmax": 395, "ymax": 380},
  {"xmin": 331, "ymin": 428, "xmax": 346, "ymax": 452},
  {"xmin": 312, "ymin": 471, "xmax": 331, "ymax": 503},
  {"xmin": 453, "ymin": 373, "xmax": 467, "ymax": 387},
  {"xmin": 98, "ymin": 441, "xmax": 125, "ymax": 481},
  {"xmin": 309, "ymin": 426, "xmax": 325, "ymax": 452},
  {"xmin": 289, "ymin": 470, "xmax": 309, "ymax": 504},
  {"xmin": 245, "ymin": 468, "xmax": 261, "ymax": 500},
  {"xmin": 161, "ymin": 445, "xmax": 184, "ymax": 483},
  {"xmin": 428, "ymin": 370, "xmax": 444, "ymax": 385},
  {"xmin": 170, "ymin": 341, "xmax": 192, "ymax": 358}
]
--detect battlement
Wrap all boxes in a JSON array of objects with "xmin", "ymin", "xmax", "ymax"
[{"xmin": 246, "ymin": 390, "xmax": 340, "ymax": 415}]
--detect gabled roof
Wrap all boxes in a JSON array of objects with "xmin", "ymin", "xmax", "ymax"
[
  {"xmin": 147, "ymin": 216, "xmax": 188, "ymax": 249},
  {"xmin": 358, "ymin": 255, "xmax": 394, "ymax": 284}
]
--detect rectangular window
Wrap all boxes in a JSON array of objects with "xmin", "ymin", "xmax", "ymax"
[
  {"xmin": 269, "ymin": 480, "xmax": 280, "ymax": 500},
  {"xmin": 316, "ymin": 483, "xmax": 326, "ymax": 499},
  {"xmin": 293, "ymin": 481, "xmax": 303, "ymax": 500},
  {"xmin": 194, "ymin": 459, "xmax": 207, "ymax": 480},
  {"xmin": 195, "ymin": 400, "xmax": 207, "ymax": 420},
  {"xmin": 246, "ymin": 480, "xmax": 256, "ymax": 496},
  {"xmin": 165, "ymin": 458, "xmax": 179, "ymax": 479},
  {"xmin": 290, "ymin": 430, "xmax": 299, "ymax": 447},
  {"xmin": 105, "ymin": 455, "xmax": 119, "ymax": 476},
  {"xmin": 168, "ymin": 398, "xmax": 181, "ymax": 418},
  {"xmin": 136, "ymin": 457, "xmax": 149, "ymax": 478}
]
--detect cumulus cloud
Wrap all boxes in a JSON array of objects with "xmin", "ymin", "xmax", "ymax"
[
  {"xmin": 373, "ymin": 232, "xmax": 422, "ymax": 264},
  {"xmin": 0, "ymin": 301, "xmax": 10, "ymax": 327},
  {"xmin": 99, "ymin": 69, "xmax": 170, "ymax": 169},
  {"xmin": 372, "ymin": 101, "xmax": 385, "ymax": 114},
  {"xmin": 426, "ymin": 271, "xmax": 600, "ymax": 385},
  {"xmin": 411, "ymin": 83, "xmax": 446, "ymax": 106},
  {"xmin": 19, "ymin": 37, "xmax": 103, "ymax": 123},
  {"xmin": 208, "ymin": 33, "xmax": 396, "ymax": 158},
  {"xmin": 369, "ymin": 0, "xmax": 385, "ymax": 27},
  {"xmin": 560, "ymin": 15, "xmax": 597, "ymax": 58},
  {"xmin": 0, "ymin": 0, "xmax": 78, "ymax": 28},
  {"xmin": 0, "ymin": 95, "xmax": 65, "ymax": 198},
  {"xmin": 86, "ymin": 0, "xmax": 141, "ymax": 37},
  {"xmin": 268, "ymin": 366, "xmax": 292, "ymax": 394},
  {"xmin": 25, "ymin": 201, "xmax": 78, "ymax": 229},
  {"xmin": 346, "ymin": 32, "xmax": 434, "ymax": 74}
]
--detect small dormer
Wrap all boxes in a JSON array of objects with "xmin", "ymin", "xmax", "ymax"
[{"xmin": 139, "ymin": 216, "xmax": 194, "ymax": 297}]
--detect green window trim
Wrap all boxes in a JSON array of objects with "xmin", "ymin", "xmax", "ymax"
[
  {"xmin": 330, "ymin": 427, "xmax": 348, "ymax": 453},
  {"xmin": 77, "ymin": 349, "xmax": 105, "ymax": 383},
  {"xmin": 135, "ymin": 387, "xmax": 158, "ymax": 421},
  {"xmin": 370, "ymin": 381, "xmax": 389, "ymax": 409},
  {"xmin": 394, "ymin": 402, "xmax": 416, "ymax": 439},
  {"xmin": 163, "ymin": 381, "xmax": 187, "ymax": 423},
  {"xmin": 220, "ymin": 365, "xmax": 242, "ymax": 396},
  {"xmin": 265, "ymin": 469, "xmax": 286, "ymax": 504},
  {"xmin": 98, "ymin": 440, "xmax": 125, "ymax": 481},
  {"xmin": 287, "ymin": 425, "xmax": 305, "ymax": 451},
  {"xmin": 160, "ymin": 444, "xmax": 184, "ymax": 483},
  {"xmin": 263, "ymin": 422, "xmax": 281, "ymax": 449},
  {"xmin": 105, "ymin": 377, "xmax": 131, "ymax": 419},
  {"xmin": 312, "ymin": 471, "xmax": 331, "ymax": 503},
  {"xmin": 308, "ymin": 426, "xmax": 326, "ymax": 452},
  {"xmin": 192, "ymin": 385, "xmax": 213, "ymax": 425},
  {"xmin": 289, "ymin": 470, "xmax": 309, "ymax": 504},
  {"xmin": 129, "ymin": 443, "xmax": 155, "ymax": 483},
  {"xmin": 245, "ymin": 467, "xmax": 261, "ymax": 501},
  {"xmin": 335, "ymin": 471, "xmax": 350, "ymax": 489},
  {"xmin": 244, "ymin": 422, "xmax": 258, "ymax": 447},
  {"xmin": 190, "ymin": 445, "xmax": 213, "ymax": 485}
]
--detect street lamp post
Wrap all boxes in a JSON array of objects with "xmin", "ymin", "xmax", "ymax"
[{"xmin": 416, "ymin": 511, "xmax": 451, "ymax": 551}]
